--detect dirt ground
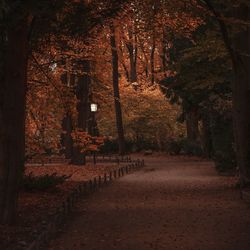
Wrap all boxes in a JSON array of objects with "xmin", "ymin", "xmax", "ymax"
[{"xmin": 48, "ymin": 156, "xmax": 250, "ymax": 250}]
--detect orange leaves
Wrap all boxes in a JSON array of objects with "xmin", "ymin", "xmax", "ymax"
[{"xmin": 71, "ymin": 130, "xmax": 104, "ymax": 153}]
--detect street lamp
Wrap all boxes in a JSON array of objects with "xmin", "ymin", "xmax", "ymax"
[
  {"xmin": 90, "ymin": 103, "xmax": 98, "ymax": 165},
  {"xmin": 90, "ymin": 103, "xmax": 98, "ymax": 112}
]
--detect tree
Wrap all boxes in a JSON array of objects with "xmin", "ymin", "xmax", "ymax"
[
  {"xmin": 0, "ymin": 0, "xmax": 128, "ymax": 224},
  {"xmin": 0, "ymin": 10, "xmax": 30, "ymax": 224},
  {"xmin": 200, "ymin": 0, "xmax": 250, "ymax": 185},
  {"xmin": 71, "ymin": 60, "xmax": 91, "ymax": 165},
  {"xmin": 110, "ymin": 24, "xmax": 126, "ymax": 154}
]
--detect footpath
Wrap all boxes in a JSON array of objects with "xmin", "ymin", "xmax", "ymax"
[{"xmin": 48, "ymin": 156, "xmax": 250, "ymax": 250}]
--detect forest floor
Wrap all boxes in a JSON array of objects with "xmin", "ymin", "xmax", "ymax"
[
  {"xmin": 47, "ymin": 155, "xmax": 250, "ymax": 250},
  {"xmin": 0, "ymin": 160, "xmax": 123, "ymax": 250}
]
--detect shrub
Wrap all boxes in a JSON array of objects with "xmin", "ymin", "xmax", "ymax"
[
  {"xmin": 165, "ymin": 139, "xmax": 183, "ymax": 155},
  {"xmin": 21, "ymin": 173, "xmax": 70, "ymax": 191},
  {"xmin": 182, "ymin": 140, "xmax": 203, "ymax": 156},
  {"xmin": 165, "ymin": 138, "xmax": 203, "ymax": 156},
  {"xmin": 210, "ymin": 112, "xmax": 236, "ymax": 172}
]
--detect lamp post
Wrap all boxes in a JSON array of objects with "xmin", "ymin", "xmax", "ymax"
[{"xmin": 90, "ymin": 103, "xmax": 98, "ymax": 165}]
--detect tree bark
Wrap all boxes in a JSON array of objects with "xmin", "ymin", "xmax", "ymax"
[
  {"xmin": 110, "ymin": 24, "xmax": 125, "ymax": 155},
  {"xmin": 61, "ymin": 113, "xmax": 73, "ymax": 159},
  {"xmin": 71, "ymin": 60, "xmax": 91, "ymax": 165},
  {"xmin": 0, "ymin": 17, "xmax": 29, "ymax": 224},
  {"xmin": 150, "ymin": 35, "xmax": 156, "ymax": 85},
  {"xmin": 161, "ymin": 29, "xmax": 168, "ymax": 77},
  {"xmin": 126, "ymin": 29, "xmax": 138, "ymax": 86},
  {"xmin": 60, "ymin": 73, "xmax": 73, "ymax": 159}
]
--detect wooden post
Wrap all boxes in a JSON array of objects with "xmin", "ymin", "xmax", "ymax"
[
  {"xmin": 83, "ymin": 182, "xmax": 87, "ymax": 195},
  {"xmin": 89, "ymin": 180, "xmax": 93, "ymax": 191},
  {"xmin": 94, "ymin": 177, "xmax": 97, "ymax": 189},
  {"xmin": 78, "ymin": 184, "xmax": 82, "ymax": 194},
  {"xmin": 67, "ymin": 197, "xmax": 71, "ymax": 212},
  {"xmin": 62, "ymin": 202, "xmax": 67, "ymax": 215}
]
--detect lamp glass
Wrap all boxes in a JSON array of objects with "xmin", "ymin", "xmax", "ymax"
[{"xmin": 90, "ymin": 103, "xmax": 98, "ymax": 112}]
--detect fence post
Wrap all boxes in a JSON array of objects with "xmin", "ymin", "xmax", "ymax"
[
  {"xmin": 98, "ymin": 176, "xmax": 102, "ymax": 187},
  {"xmin": 93, "ymin": 177, "xmax": 97, "ymax": 189},
  {"xmin": 89, "ymin": 180, "xmax": 93, "ymax": 191}
]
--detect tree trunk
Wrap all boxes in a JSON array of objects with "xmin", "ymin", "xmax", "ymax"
[
  {"xmin": 71, "ymin": 60, "xmax": 91, "ymax": 165},
  {"xmin": 60, "ymin": 73, "xmax": 73, "ymax": 159},
  {"xmin": 61, "ymin": 113, "xmax": 73, "ymax": 159},
  {"xmin": 203, "ymin": 0, "xmax": 250, "ymax": 186},
  {"xmin": 186, "ymin": 108, "xmax": 199, "ymax": 144},
  {"xmin": 0, "ymin": 17, "xmax": 29, "ymax": 224},
  {"xmin": 150, "ymin": 35, "xmax": 156, "ymax": 85},
  {"xmin": 231, "ymin": 4, "xmax": 250, "ymax": 186},
  {"xmin": 161, "ymin": 29, "xmax": 168, "ymax": 77},
  {"xmin": 126, "ymin": 30, "xmax": 138, "ymax": 87},
  {"xmin": 110, "ymin": 25, "xmax": 125, "ymax": 155},
  {"xmin": 201, "ymin": 115, "xmax": 212, "ymax": 158}
]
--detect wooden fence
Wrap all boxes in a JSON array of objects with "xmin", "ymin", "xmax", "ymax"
[{"xmin": 26, "ymin": 158, "xmax": 145, "ymax": 250}]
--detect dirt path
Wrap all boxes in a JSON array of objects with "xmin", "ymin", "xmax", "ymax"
[{"xmin": 48, "ymin": 156, "xmax": 250, "ymax": 250}]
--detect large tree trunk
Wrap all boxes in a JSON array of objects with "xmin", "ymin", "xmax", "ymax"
[
  {"xmin": 203, "ymin": 0, "xmax": 250, "ymax": 186},
  {"xmin": 0, "ymin": 17, "xmax": 29, "ymax": 224},
  {"xmin": 231, "ymin": 4, "xmax": 250, "ymax": 186},
  {"xmin": 110, "ymin": 25, "xmax": 125, "ymax": 155},
  {"xmin": 71, "ymin": 60, "xmax": 91, "ymax": 165}
]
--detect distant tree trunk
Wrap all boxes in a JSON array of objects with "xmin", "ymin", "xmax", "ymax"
[
  {"xmin": 71, "ymin": 60, "xmax": 91, "ymax": 165},
  {"xmin": 61, "ymin": 113, "xmax": 73, "ymax": 159},
  {"xmin": 186, "ymin": 108, "xmax": 199, "ymax": 144},
  {"xmin": 150, "ymin": 35, "xmax": 156, "ymax": 85},
  {"xmin": 126, "ymin": 29, "xmax": 138, "ymax": 87},
  {"xmin": 0, "ymin": 16, "xmax": 29, "ymax": 224},
  {"xmin": 110, "ymin": 24, "xmax": 125, "ymax": 155},
  {"xmin": 129, "ymin": 44, "xmax": 137, "ymax": 83},
  {"xmin": 139, "ymin": 38, "xmax": 149, "ymax": 78},
  {"xmin": 231, "ymin": 4, "xmax": 250, "ymax": 186},
  {"xmin": 60, "ymin": 73, "xmax": 73, "ymax": 159},
  {"xmin": 161, "ymin": 29, "xmax": 168, "ymax": 77},
  {"xmin": 118, "ymin": 45, "xmax": 130, "ymax": 82},
  {"xmin": 201, "ymin": 115, "xmax": 212, "ymax": 158}
]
